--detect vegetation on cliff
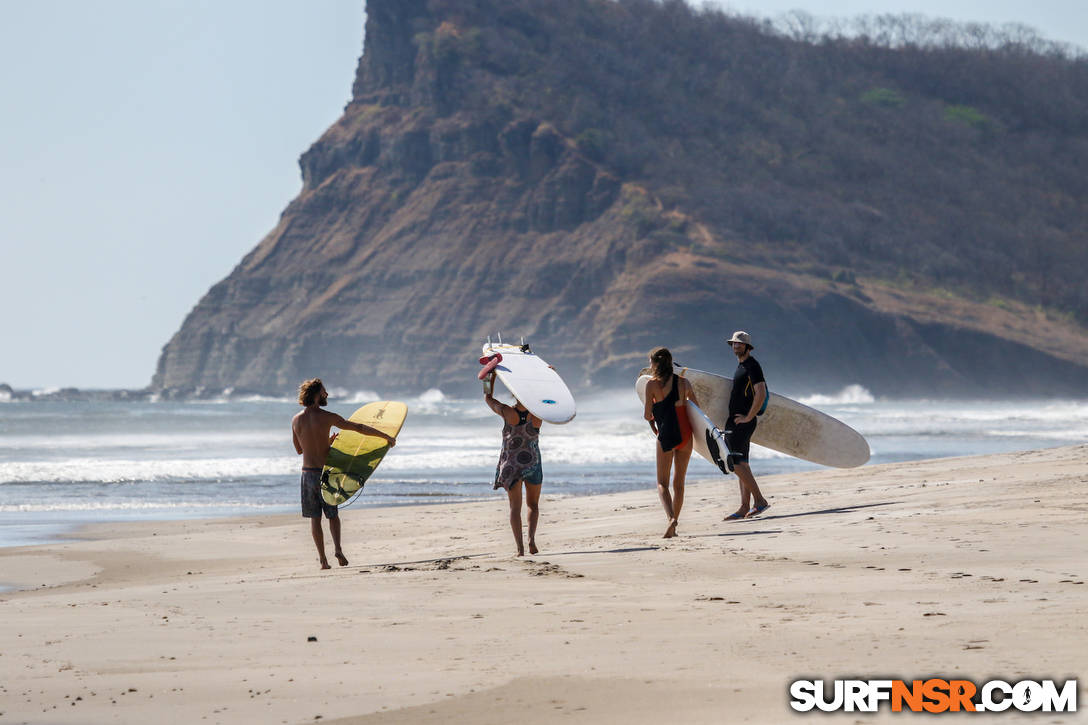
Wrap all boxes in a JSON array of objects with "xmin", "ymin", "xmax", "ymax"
[
  {"xmin": 153, "ymin": 0, "xmax": 1088, "ymax": 397},
  {"xmin": 377, "ymin": 0, "xmax": 1088, "ymax": 321}
]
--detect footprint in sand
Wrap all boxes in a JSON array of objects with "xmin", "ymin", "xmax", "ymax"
[{"xmin": 523, "ymin": 561, "xmax": 584, "ymax": 579}]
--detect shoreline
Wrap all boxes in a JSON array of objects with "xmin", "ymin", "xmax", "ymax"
[
  {"xmin": 0, "ymin": 508, "xmax": 291, "ymax": 551},
  {"xmin": 0, "ymin": 497, "xmax": 502, "ymax": 551},
  {"xmin": 2, "ymin": 437, "xmax": 1080, "ymax": 552},
  {"xmin": 2, "ymin": 444, "xmax": 1086, "ymax": 723}
]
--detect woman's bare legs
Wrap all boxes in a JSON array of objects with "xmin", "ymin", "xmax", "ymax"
[
  {"xmin": 525, "ymin": 482, "xmax": 541, "ymax": 554},
  {"xmin": 671, "ymin": 442, "xmax": 692, "ymax": 526},
  {"xmin": 506, "ymin": 482, "xmax": 525, "ymax": 556},
  {"xmin": 656, "ymin": 446, "xmax": 679, "ymax": 538}
]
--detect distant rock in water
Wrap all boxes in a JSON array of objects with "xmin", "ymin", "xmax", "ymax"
[{"xmin": 152, "ymin": 0, "xmax": 1088, "ymax": 399}]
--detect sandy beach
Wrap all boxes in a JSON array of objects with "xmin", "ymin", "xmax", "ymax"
[{"xmin": 1, "ymin": 444, "xmax": 1086, "ymax": 724}]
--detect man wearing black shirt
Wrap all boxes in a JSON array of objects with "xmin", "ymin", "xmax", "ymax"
[{"xmin": 724, "ymin": 331, "xmax": 771, "ymax": 520}]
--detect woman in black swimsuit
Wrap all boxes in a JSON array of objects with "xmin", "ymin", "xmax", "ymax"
[{"xmin": 643, "ymin": 347, "xmax": 699, "ymax": 538}]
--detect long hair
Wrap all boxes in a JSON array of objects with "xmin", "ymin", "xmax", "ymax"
[
  {"xmin": 297, "ymin": 378, "xmax": 324, "ymax": 406},
  {"xmin": 649, "ymin": 347, "xmax": 673, "ymax": 380}
]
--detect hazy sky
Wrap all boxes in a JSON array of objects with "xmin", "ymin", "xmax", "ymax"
[{"xmin": 1, "ymin": 1, "xmax": 1083, "ymax": 390}]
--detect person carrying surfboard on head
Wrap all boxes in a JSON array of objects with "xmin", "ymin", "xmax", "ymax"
[
  {"xmin": 723, "ymin": 331, "xmax": 771, "ymax": 521},
  {"xmin": 292, "ymin": 378, "xmax": 397, "ymax": 570},
  {"xmin": 644, "ymin": 347, "xmax": 699, "ymax": 538},
  {"xmin": 484, "ymin": 371, "xmax": 545, "ymax": 557}
]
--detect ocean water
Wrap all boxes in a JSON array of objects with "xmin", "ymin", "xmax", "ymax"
[{"xmin": 1, "ymin": 386, "xmax": 1086, "ymax": 548}]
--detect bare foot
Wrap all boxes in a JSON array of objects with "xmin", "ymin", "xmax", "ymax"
[
  {"xmin": 335, "ymin": 552, "xmax": 349, "ymax": 567},
  {"xmin": 319, "ymin": 560, "xmax": 331, "ymax": 570},
  {"xmin": 664, "ymin": 518, "xmax": 678, "ymax": 538},
  {"xmin": 516, "ymin": 549, "xmax": 525, "ymax": 557},
  {"xmin": 529, "ymin": 541, "xmax": 539, "ymax": 555}
]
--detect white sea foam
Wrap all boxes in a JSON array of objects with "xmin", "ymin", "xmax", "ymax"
[
  {"xmin": 409, "ymin": 388, "xmax": 470, "ymax": 415},
  {"xmin": 985, "ymin": 428, "xmax": 1088, "ymax": 441},
  {"xmin": 749, "ymin": 445, "xmax": 796, "ymax": 460},
  {"xmin": 799, "ymin": 385, "xmax": 875, "ymax": 406},
  {"xmin": 857, "ymin": 400, "xmax": 1088, "ymax": 437},
  {"xmin": 0, "ymin": 430, "xmax": 285, "ymax": 453},
  {"xmin": 214, "ymin": 389, "xmax": 293, "ymax": 403},
  {"xmin": 0, "ymin": 456, "xmax": 297, "ymax": 484},
  {"xmin": 3, "ymin": 395, "xmax": 1087, "ymax": 546},
  {"xmin": 379, "ymin": 446, "xmax": 498, "ymax": 472},
  {"xmin": 0, "ymin": 501, "xmax": 288, "ymax": 513},
  {"xmin": 230, "ymin": 394, "xmax": 292, "ymax": 404},
  {"xmin": 328, "ymin": 387, "xmax": 461, "ymax": 413},
  {"xmin": 417, "ymin": 388, "xmax": 446, "ymax": 404},
  {"xmin": 539, "ymin": 432, "xmax": 657, "ymax": 465},
  {"xmin": 336, "ymin": 389, "xmax": 381, "ymax": 404},
  {"xmin": 950, "ymin": 403, "xmax": 1088, "ymax": 423},
  {"xmin": 32, "ymin": 387, "xmax": 62, "ymax": 397}
]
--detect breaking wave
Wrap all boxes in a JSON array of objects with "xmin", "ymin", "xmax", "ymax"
[{"xmin": 799, "ymin": 385, "xmax": 875, "ymax": 406}]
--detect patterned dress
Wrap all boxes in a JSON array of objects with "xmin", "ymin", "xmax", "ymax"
[{"xmin": 494, "ymin": 408, "xmax": 543, "ymax": 490}]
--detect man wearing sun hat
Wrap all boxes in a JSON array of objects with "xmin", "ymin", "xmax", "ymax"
[{"xmin": 723, "ymin": 330, "xmax": 771, "ymax": 520}]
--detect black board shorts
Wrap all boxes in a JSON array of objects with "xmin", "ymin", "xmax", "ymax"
[
  {"xmin": 301, "ymin": 469, "xmax": 338, "ymax": 519},
  {"xmin": 725, "ymin": 419, "xmax": 757, "ymax": 463}
]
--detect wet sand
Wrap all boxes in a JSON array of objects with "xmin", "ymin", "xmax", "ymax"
[{"xmin": 1, "ymin": 444, "xmax": 1086, "ymax": 723}]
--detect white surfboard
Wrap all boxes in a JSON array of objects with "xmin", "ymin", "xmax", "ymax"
[
  {"xmin": 635, "ymin": 376, "xmax": 733, "ymax": 473},
  {"xmin": 482, "ymin": 342, "xmax": 576, "ymax": 424},
  {"xmin": 687, "ymin": 400, "xmax": 734, "ymax": 475},
  {"xmin": 637, "ymin": 368, "xmax": 870, "ymax": 468}
]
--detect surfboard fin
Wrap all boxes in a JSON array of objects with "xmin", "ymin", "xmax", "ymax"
[{"xmin": 706, "ymin": 430, "xmax": 734, "ymax": 475}]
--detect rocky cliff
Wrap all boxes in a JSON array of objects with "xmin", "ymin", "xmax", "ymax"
[{"xmin": 152, "ymin": 0, "xmax": 1088, "ymax": 398}]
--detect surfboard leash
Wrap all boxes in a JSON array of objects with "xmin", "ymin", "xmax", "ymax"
[{"xmin": 338, "ymin": 486, "xmax": 365, "ymax": 509}]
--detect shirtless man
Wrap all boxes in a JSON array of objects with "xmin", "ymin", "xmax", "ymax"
[{"xmin": 292, "ymin": 378, "xmax": 396, "ymax": 570}]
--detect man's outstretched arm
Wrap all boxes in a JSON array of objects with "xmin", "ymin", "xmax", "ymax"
[{"xmin": 333, "ymin": 414, "xmax": 396, "ymax": 446}]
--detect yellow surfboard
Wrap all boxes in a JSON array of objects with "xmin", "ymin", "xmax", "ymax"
[{"xmin": 320, "ymin": 401, "xmax": 407, "ymax": 506}]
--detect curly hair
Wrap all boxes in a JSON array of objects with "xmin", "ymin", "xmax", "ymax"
[
  {"xmin": 297, "ymin": 378, "xmax": 324, "ymax": 406},
  {"xmin": 649, "ymin": 347, "xmax": 673, "ymax": 379}
]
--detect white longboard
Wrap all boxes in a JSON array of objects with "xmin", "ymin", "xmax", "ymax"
[
  {"xmin": 687, "ymin": 400, "xmax": 734, "ymax": 475},
  {"xmin": 482, "ymin": 342, "xmax": 576, "ymax": 424},
  {"xmin": 637, "ymin": 368, "xmax": 870, "ymax": 468}
]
